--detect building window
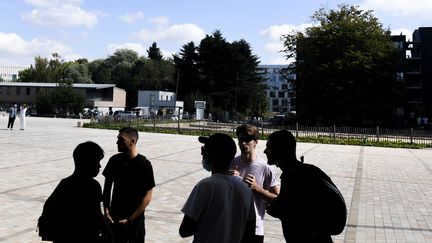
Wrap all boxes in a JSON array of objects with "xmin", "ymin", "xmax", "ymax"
[
  {"xmin": 26, "ymin": 87, "xmax": 31, "ymax": 95},
  {"xmin": 272, "ymin": 99, "xmax": 279, "ymax": 106},
  {"xmin": 281, "ymin": 99, "xmax": 288, "ymax": 106},
  {"xmin": 16, "ymin": 87, "xmax": 21, "ymax": 95},
  {"xmin": 270, "ymin": 91, "xmax": 275, "ymax": 98},
  {"xmin": 396, "ymin": 72, "xmax": 404, "ymax": 81},
  {"xmin": 7, "ymin": 87, "xmax": 11, "ymax": 95},
  {"xmin": 36, "ymin": 87, "xmax": 40, "ymax": 94},
  {"xmin": 278, "ymin": 92, "xmax": 285, "ymax": 98}
]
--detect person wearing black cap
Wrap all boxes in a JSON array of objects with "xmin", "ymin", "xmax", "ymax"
[{"xmin": 179, "ymin": 133, "xmax": 256, "ymax": 243}]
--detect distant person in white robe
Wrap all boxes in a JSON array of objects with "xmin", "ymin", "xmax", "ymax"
[{"xmin": 19, "ymin": 105, "xmax": 28, "ymax": 130}]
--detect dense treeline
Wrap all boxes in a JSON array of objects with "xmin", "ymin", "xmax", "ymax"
[{"xmin": 19, "ymin": 31, "xmax": 267, "ymax": 120}]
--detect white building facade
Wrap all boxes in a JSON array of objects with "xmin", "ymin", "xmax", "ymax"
[
  {"xmin": 137, "ymin": 90, "xmax": 183, "ymax": 117},
  {"xmin": 258, "ymin": 65, "xmax": 295, "ymax": 114},
  {"xmin": 0, "ymin": 66, "xmax": 28, "ymax": 82}
]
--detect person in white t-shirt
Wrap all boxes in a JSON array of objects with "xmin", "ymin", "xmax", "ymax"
[
  {"xmin": 230, "ymin": 124, "xmax": 280, "ymax": 243},
  {"xmin": 180, "ymin": 133, "xmax": 256, "ymax": 243}
]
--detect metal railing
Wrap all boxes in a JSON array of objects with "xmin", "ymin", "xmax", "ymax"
[{"xmin": 92, "ymin": 117, "xmax": 432, "ymax": 146}]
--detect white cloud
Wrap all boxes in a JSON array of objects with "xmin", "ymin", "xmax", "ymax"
[
  {"xmin": 24, "ymin": 0, "xmax": 83, "ymax": 8},
  {"xmin": 267, "ymin": 56, "xmax": 290, "ymax": 65},
  {"xmin": 260, "ymin": 23, "xmax": 312, "ymax": 64},
  {"xmin": 136, "ymin": 20, "xmax": 205, "ymax": 43},
  {"xmin": 264, "ymin": 42, "xmax": 284, "ymax": 54},
  {"xmin": 260, "ymin": 23, "xmax": 313, "ymax": 41},
  {"xmin": 0, "ymin": 32, "xmax": 80, "ymax": 66},
  {"xmin": 391, "ymin": 28, "xmax": 413, "ymax": 40},
  {"xmin": 149, "ymin": 16, "xmax": 170, "ymax": 27},
  {"xmin": 118, "ymin": 11, "xmax": 144, "ymax": 24},
  {"xmin": 107, "ymin": 43, "xmax": 147, "ymax": 56},
  {"xmin": 160, "ymin": 49, "xmax": 175, "ymax": 60},
  {"xmin": 362, "ymin": 0, "xmax": 432, "ymax": 17},
  {"xmin": 22, "ymin": 1, "xmax": 99, "ymax": 28}
]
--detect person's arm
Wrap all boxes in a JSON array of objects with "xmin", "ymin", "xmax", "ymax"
[
  {"xmin": 102, "ymin": 179, "xmax": 114, "ymax": 223},
  {"xmin": 179, "ymin": 214, "xmax": 198, "ymax": 238},
  {"xmin": 118, "ymin": 189, "xmax": 153, "ymax": 224},
  {"xmin": 244, "ymin": 174, "xmax": 280, "ymax": 200}
]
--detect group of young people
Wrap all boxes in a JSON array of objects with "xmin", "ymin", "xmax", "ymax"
[{"xmin": 41, "ymin": 124, "xmax": 343, "ymax": 243}]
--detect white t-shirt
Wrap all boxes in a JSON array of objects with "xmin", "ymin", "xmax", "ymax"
[
  {"xmin": 182, "ymin": 173, "xmax": 256, "ymax": 243},
  {"xmin": 232, "ymin": 156, "xmax": 279, "ymax": 236}
]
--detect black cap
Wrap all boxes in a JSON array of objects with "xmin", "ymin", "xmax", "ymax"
[{"xmin": 198, "ymin": 133, "xmax": 237, "ymax": 163}]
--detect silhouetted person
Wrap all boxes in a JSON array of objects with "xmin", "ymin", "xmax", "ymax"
[
  {"xmin": 40, "ymin": 141, "xmax": 110, "ymax": 243},
  {"xmin": 7, "ymin": 104, "xmax": 17, "ymax": 129},
  {"xmin": 230, "ymin": 124, "xmax": 280, "ymax": 243},
  {"xmin": 180, "ymin": 133, "xmax": 256, "ymax": 243},
  {"xmin": 265, "ymin": 130, "xmax": 344, "ymax": 243},
  {"xmin": 103, "ymin": 127, "xmax": 155, "ymax": 243}
]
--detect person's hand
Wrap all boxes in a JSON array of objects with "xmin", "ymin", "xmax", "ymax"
[
  {"xmin": 105, "ymin": 208, "xmax": 114, "ymax": 224},
  {"xmin": 118, "ymin": 219, "xmax": 129, "ymax": 225},
  {"xmin": 229, "ymin": 165, "xmax": 240, "ymax": 177},
  {"xmin": 243, "ymin": 174, "xmax": 257, "ymax": 190}
]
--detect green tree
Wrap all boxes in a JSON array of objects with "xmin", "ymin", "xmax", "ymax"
[
  {"xmin": 63, "ymin": 61, "xmax": 93, "ymax": 84},
  {"xmin": 189, "ymin": 30, "xmax": 266, "ymax": 119},
  {"xmin": 18, "ymin": 53, "xmax": 65, "ymax": 83},
  {"xmin": 282, "ymin": 4, "xmax": 404, "ymax": 126},
  {"xmin": 147, "ymin": 42, "xmax": 163, "ymax": 61},
  {"xmin": 35, "ymin": 83, "xmax": 85, "ymax": 116},
  {"xmin": 173, "ymin": 42, "xmax": 201, "ymax": 111}
]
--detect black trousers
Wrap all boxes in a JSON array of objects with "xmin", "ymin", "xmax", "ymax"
[
  {"xmin": 7, "ymin": 117, "xmax": 16, "ymax": 128},
  {"xmin": 111, "ymin": 216, "xmax": 145, "ymax": 243}
]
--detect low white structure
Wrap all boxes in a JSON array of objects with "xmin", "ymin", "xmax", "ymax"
[
  {"xmin": 0, "ymin": 66, "xmax": 28, "ymax": 82},
  {"xmin": 137, "ymin": 90, "xmax": 183, "ymax": 118}
]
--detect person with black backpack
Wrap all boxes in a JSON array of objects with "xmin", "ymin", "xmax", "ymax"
[{"xmin": 264, "ymin": 130, "xmax": 347, "ymax": 242}]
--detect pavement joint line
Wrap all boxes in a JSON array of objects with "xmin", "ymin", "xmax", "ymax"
[
  {"xmin": 344, "ymin": 146, "xmax": 364, "ymax": 242},
  {"xmin": 148, "ymin": 147, "xmax": 201, "ymax": 160},
  {"xmin": 299, "ymin": 144, "xmax": 322, "ymax": 159},
  {"xmin": 4, "ymin": 192, "xmax": 47, "ymax": 203},
  {"xmin": 0, "ymin": 156, "xmax": 70, "ymax": 170},
  {"xmin": 156, "ymin": 168, "xmax": 204, "ymax": 187},
  {"xmin": 409, "ymin": 150, "xmax": 432, "ymax": 175},
  {"xmin": 0, "ymin": 227, "xmax": 36, "ymax": 242},
  {"xmin": 346, "ymin": 224, "xmax": 432, "ymax": 232},
  {"xmin": 0, "ymin": 179, "xmax": 60, "ymax": 195}
]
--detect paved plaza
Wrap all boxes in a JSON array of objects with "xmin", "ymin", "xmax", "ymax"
[{"xmin": 1, "ymin": 116, "xmax": 432, "ymax": 242}]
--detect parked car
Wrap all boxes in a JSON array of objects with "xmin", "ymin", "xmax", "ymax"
[{"xmin": 113, "ymin": 111, "xmax": 135, "ymax": 120}]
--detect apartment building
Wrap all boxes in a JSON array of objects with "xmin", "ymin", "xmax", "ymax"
[{"xmin": 258, "ymin": 64, "xmax": 295, "ymax": 114}]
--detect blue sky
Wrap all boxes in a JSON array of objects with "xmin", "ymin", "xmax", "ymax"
[{"xmin": 1, "ymin": 0, "xmax": 431, "ymax": 67}]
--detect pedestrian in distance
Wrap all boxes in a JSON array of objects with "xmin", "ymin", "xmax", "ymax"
[
  {"xmin": 230, "ymin": 124, "xmax": 280, "ymax": 243},
  {"xmin": 19, "ymin": 104, "xmax": 27, "ymax": 130},
  {"xmin": 264, "ymin": 130, "xmax": 347, "ymax": 243},
  {"xmin": 38, "ymin": 141, "xmax": 112, "ymax": 243},
  {"xmin": 7, "ymin": 104, "xmax": 17, "ymax": 129},
  {"xmin": 180, "ymin": 133, "xmax": 256, "ymax": 243},
  {"xmin": 103, "ymin": 127, "xmax": 155, "ymax": 243}
]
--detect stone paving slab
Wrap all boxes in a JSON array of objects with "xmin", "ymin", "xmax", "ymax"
[{"xmin": 0, "ymin": 116, "xmax": 432, "ymax": 242}]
